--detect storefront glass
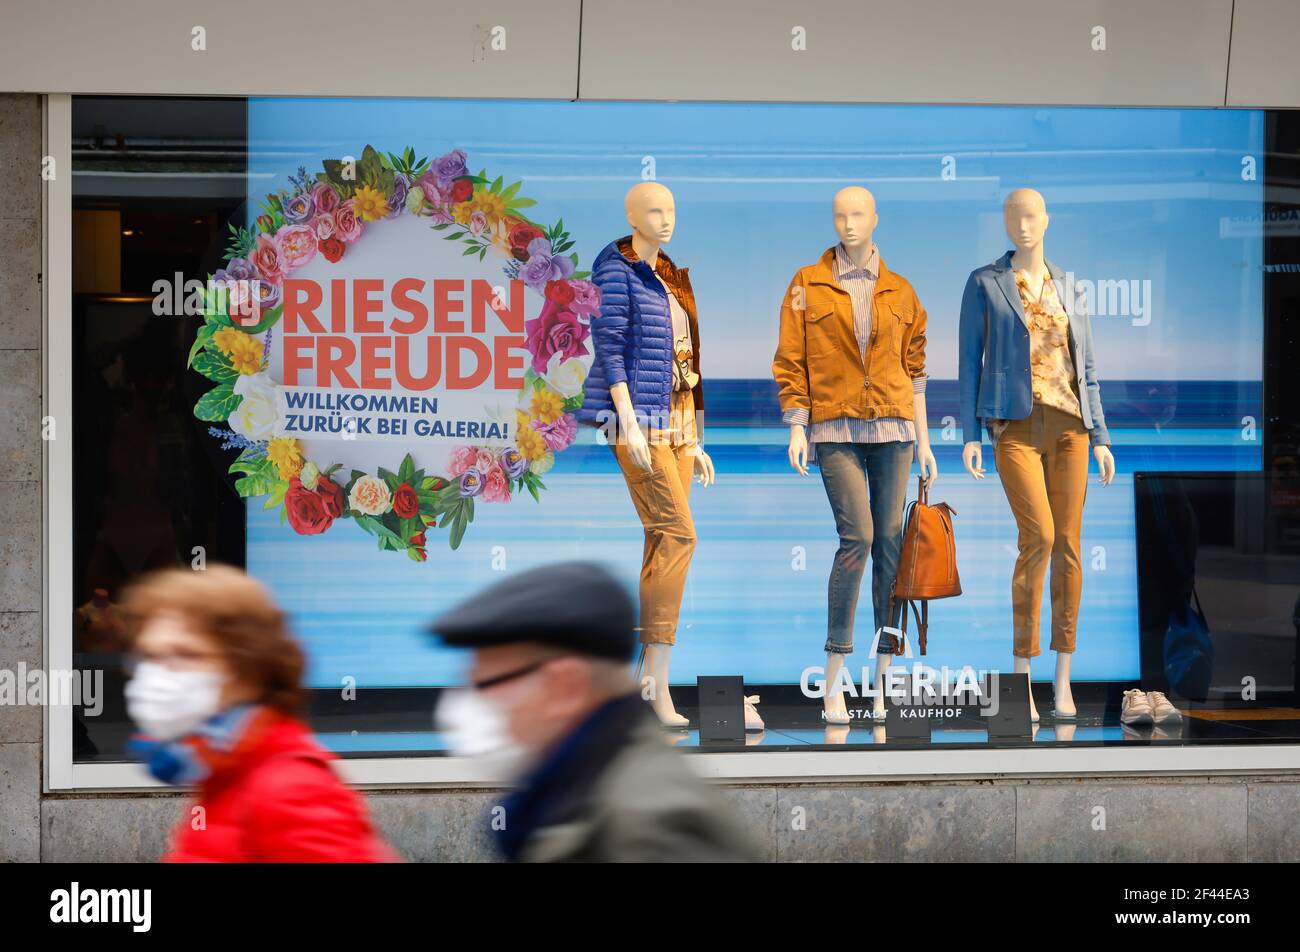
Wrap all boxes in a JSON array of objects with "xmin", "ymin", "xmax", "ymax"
[{"xmin": 68, "ymin": 95, "xmax": 1300, "ymax": 763}]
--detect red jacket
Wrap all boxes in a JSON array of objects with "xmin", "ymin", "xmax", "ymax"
[{"xmin": 164, "ymin": 714, "xmax": 397, "ymax": 863}]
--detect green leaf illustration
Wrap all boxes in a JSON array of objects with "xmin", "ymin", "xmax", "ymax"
[
  {"xmin": 192, "ymin": 351, "xmax": 236, "ymax": 382},
  {"xmin": 194, "ymin": 383, "xmax": 240, "ymax": 422}
]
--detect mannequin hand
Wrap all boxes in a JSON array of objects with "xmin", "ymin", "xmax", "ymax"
[
  {"xmin": 962, "ymin": 441, "xmax": 985, "ymax": 480},
  {"xmin": 692, "ymin": 446, "xmax": 715, "ymax": 487},
  {"xmin": 1094, "ymin": 445, "xmax": 1116, "ymax": 486},
  {"xmin": 788, "ymin": 425, "xmax": 809, "ymax": 476},
  {"xmin": 917, "ymin": 443, "xmax": 938, "ymax": 487},
  {"xmin": 622, "ymin": 419, "xmax": 652, "ymax": 472}
]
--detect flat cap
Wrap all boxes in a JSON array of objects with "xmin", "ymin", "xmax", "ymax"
[{"xmin": 429, "ymin": 561, "xmax": 636, "ymax": 661}]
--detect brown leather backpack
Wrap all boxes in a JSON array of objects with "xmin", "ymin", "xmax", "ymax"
[{"xmin": 888, "ymin": 477, "xmax": 961, "ymax": 655}]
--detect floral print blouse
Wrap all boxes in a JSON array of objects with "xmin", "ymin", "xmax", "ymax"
[{"xmin": 988, "ymin": 269, "xmax": 1083, "ymax": 441}]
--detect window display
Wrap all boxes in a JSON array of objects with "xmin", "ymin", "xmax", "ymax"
[
  {"xmin": 578, "ymin": 183, "xmax": 715, "ymax": 729},
  {"xmin": 66, "ymin": 95, "xmax": 1298, "ymax": 771},
  {"xmin": 959, "ymin": 188, "xmax": 1116, "ymax": 722}
]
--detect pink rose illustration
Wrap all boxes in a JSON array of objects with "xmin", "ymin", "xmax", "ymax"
[
  {"xmin": 568, "ymin": 279, "xmax": 601, "ymax": 318},
  {"xmin": 524, "ymin": 299, "xmax": 592, "ymax": 375},
  {"xmin": 334, "ymin": 200, "xmax": 363, "ymax": 242},
  {"xmin": 415, "ymin": 170, "xmax": 446, "ymax": 205},
  {"xmin": 447, "ymin": 446, "xmax": 478, "ymax": 477},
  {"xmin": 275, "ymin": 223, "xmax": 318, "ymax": 271},
  {"xmin": 249, "ymin": 234, "xmax": 284, "ymax": 286},
  {"xmin": 481, "ymin": 463, "xmax": 511, "ymax": 503},
  {"xmin": 475, "ymin": 449, "xmax": 498, "ymax": 473},
  {"xmin": 532, "ymin": 413, "xmax": 578, "ymax": 452},
  {"xmin": 310, "ymin": 214, "xmax": 336, "ymax": 241},
  {"xmin": 311, "ymin": 182, "xmax": 340, "ymax": 215}
]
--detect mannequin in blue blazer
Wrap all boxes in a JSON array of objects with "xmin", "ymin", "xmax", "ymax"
[{"xmin": 958, "ymin": 189, "xmax": 1116, "ymax": 723}]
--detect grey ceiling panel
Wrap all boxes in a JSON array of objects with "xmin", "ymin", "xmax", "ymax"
[
  {"xmin": 0, "ymin": 0, "xmax": 581, "ymax": 99},
  {"xmin": 1227, "ymin": 0, "xmax": 1300, "ymax": 108},
  {"xmin": 579, "ymin": 0, "xmax": 1234, "ymax": 107}
]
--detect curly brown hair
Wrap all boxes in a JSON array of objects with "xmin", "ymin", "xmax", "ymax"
[{"xmin": 120, "ymin": 565, "xmax": 306, "ymax": 716}]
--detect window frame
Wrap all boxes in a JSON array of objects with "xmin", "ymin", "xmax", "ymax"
[{"xmin": 41, "ymin": 94, "xmax": 1300, "ymax": 791}]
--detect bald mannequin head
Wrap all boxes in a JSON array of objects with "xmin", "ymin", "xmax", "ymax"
[
  {"xmin": 832, "ymin": 187, "xmax": 878, "ymax": 252},
  {"xmin": 625, "ymin": 182, "xmax": 676, "ymax": 248},
  {"xmin": 1003, "ymin": 188, "xmax": 1049, "ymax": 252}
]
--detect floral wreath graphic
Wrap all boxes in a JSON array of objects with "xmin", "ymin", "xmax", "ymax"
[{"xmin": 190, "ymin": 146, "xmax": 598, "ymax": 558}]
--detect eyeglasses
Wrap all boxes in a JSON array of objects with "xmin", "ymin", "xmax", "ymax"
[{"xmin": 471, "ymin": 658, "xmax": 556, "ymax": 692}]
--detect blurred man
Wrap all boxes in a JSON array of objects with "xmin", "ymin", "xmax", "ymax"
[{"xmin": 430, "ymin": 561, "xmax": 760, "ymax": 863}]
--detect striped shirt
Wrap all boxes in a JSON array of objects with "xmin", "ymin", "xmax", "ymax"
[{"xmin": 782, "ymin": 243, "xmax": 925, "ymax": 460}]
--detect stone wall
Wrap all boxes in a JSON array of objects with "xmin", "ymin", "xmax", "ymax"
[
  {"xmin": 0, "ymin": 93, "xmax": 43, "ymax": 863},
  {"xmin": 31, "ymin": 778, "xmax": 1300, "ymax": 862}
]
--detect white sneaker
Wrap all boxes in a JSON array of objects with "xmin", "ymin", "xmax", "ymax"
[
  {"xmin": 1121, "ymin": 689, "xmax": 1154, "ymax": 726},
  {"xmin": 1147, "ymin": 691, "xmax": 1183, "ymax": 725},
  {"xmin": 744, "ymin": 695, "xmax": 765, "ymax": 732}
]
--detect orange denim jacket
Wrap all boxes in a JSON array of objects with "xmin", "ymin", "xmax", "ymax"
[{"xmin": 772, "ymin": 246, "xmax": 928, "ymax": 425}]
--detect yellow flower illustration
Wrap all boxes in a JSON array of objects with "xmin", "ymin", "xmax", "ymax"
[
  {"xmin": 226, "ymin": 333, "xmax": 264, "ymax": 375},
  {"xmin": 212, "ymin": 326, "xmax": 244, "ymax": 356},
  {"xmin": 454, "ymin": 187, "xmax": 507, "ymax": 227},
  {"xmin": 516, "ymin": 424, "xmax": 546, "ymax": 462},
  {"xmin": 267, "ymin": 438, "xmax": 304, "ymax": 480},
  {"xmin": 529, "ymin": 388, "xmax": 565, "ymax": 425},
  {"xmin": 515, "ymin": 410, "xmax": 546, "ymax": 461},
  {"xmin": 352, "ymin": 185, "xmax": 389, "ymax": 222}
]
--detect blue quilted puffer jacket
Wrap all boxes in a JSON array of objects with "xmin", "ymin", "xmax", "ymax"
[{"xmin": 578, "ymin": 236, "xmax": 703, "ymax": 430}]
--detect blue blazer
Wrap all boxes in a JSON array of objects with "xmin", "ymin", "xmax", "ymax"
[{"xmin": 958, "ymin": 251, "xmax": 1110, "ymax": 447}]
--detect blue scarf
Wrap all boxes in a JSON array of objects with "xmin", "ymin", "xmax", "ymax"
[
  {"xmin": 127, "ymin": 704, "xmax": 263, "ymax": 786},
  {"xmin": 495, "ymin": 693, "xmax": 649, "ymax": 861}
]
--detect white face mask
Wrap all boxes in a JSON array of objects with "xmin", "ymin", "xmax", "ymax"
[
  {"xmin": 125, "ymin": 661, "xmax": 227, "ymax": 741},
  {"xmin": 434, "ymin": 688, "xmax": 530, "ymax": 776}
]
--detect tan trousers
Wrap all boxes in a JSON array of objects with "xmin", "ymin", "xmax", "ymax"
[
  {"xmin": 994, "ymin": 404, "xmax": 1090, "ymax": 658},
  {"xmin": 612, "ymin": 392, "xmax": 698, "ymax": 646}
]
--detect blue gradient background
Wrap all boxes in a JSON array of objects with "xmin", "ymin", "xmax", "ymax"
[{"xmin": 245, "ymin": 99, "xmax": 1263, "ymax": 687}]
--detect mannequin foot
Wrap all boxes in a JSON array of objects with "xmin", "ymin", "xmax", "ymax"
[
  {"xmin": 1052, "ymin": 682, "xmax": 1077, "ymax": 718},
  {"xmin": 1013, "ymin": 657, "xmax": 1039, "ymax": 723},
  {"xmin": 651, "ymin": 699, "xmax": 689, "ymax": 729},
  {"xmin": 822, "ymin": 651, "xmax": 852, "ymax": 725},
  {"xmin": 824, "ymin": 690, "xmax": 850, "ymax": 726},
  {"xmin": 873, "ymin": 655, "xmax": 893, "ymax": 720},
  {"xmin": 642, "ymin": 644, "xmax": 688, "ymax": 728},
  {"xmin": 1052, "ymin": 652, "xmax": 1076, "ymax": 718}
]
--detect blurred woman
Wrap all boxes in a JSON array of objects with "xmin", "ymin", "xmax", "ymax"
[{"xmin": 121, "ymin": 565, "xmax": 396, "ymax": 862}]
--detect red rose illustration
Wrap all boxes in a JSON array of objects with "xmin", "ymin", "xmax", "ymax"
[
  {"xmin": 320, "ymin": 237, "xmax": 345, "ymax": 263},
  {"xmin": 284, "ymin": 478, "xmax": 335, "ymax": 535},
  {"xmin": 509, "ymin": 221, "xmax": 545, "ymax": 255},
  {"xmin": 544, "ymin": 279, "xmax": 576, "ymax": 306},
  {"xmin": 449, "ymin": 178, "xmax": 473, "ymax": 203},
  {"xmin": 393, "ymin": 482, "xmax": 419, "ymax": 520},
  {"xmin": 318, "ymin": 476, "xmax": 345, "ymax": 518},
  {"xmin": 409, "ymin": 531, "xmax": 426, "ymax": 548}
]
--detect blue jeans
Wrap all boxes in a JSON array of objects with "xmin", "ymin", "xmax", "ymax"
[{"xmin": 817, "ymin": 441, "xmax": 913, "ymax": 655}]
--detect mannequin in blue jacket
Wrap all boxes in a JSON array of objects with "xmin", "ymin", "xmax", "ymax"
[
  {"xmin": 958, "ymin": 188, "xmax": 1115, "ymax": 721},
  {"xmin": 578, "ymin": 183, "xmax": 759, "ymax": 731}
]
